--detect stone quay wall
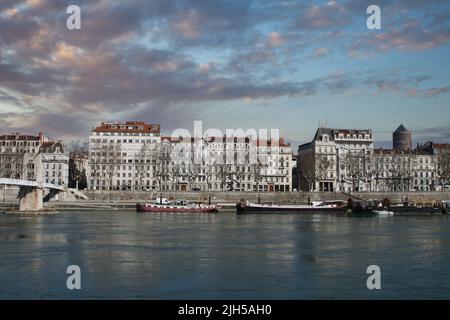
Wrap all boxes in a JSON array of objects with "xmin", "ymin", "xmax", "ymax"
[
  {"xmin": 83, "ymin": 190, "xmax": 450, "ymax": 204},
  {"xmin": 2, "ymin": 186, "xmax": 449, "ymax": 205}
]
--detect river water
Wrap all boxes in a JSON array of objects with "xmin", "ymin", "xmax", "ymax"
[{"xmin": 1, "ymin": 210, "xmax": 449, "ymax": 299}]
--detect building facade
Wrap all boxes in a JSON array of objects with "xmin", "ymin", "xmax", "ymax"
[
  {"xmin": 393, "ymin": 124, "xmax": 412, "ymax": 151},
  {"xmin": 69, "ymin": 151, "xmax": 89, "ymax": 189},
  {"xmin": 156, "ymin": 136, "xmax": 293, "ymax": 192},
  {"xmin": 40, "ymin": 141, "xmax": 69, "ymax": 187},
  {"xmin": 0, "ymin": 132, "xmax": 68, "ymax": 187},
  {"xmin": 297, "ymin": 126, "xmax": 450, "ymax": 192},
  {"xmin": 0, "ymin": 133, "xmax": 44, "ymax": 179},
  {"xmin": 372, "ymin": 149, "xmax": 437, "ymax": 191},
  {"xmin": 87, "ymin": 121, "xmax": 161, "ymax": 191},
  {"xmin": 297, "ymin": 127, "xmax": 374, "ymax": 192},
  {"xmin": 416, "ymin": 142, "xmax": 450, "ymax": 190},
  {"xmin": 87, "ymin": 121, "xmax": 294, "ymax": 192}
]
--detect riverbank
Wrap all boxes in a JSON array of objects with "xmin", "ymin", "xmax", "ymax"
[
  {"xmin": 83, "ymin": 190, "xmax": 450, "ymax": 204},
  {"xmin": 1, "ymin": 190, "xmax": 449, "ymax": 212}
]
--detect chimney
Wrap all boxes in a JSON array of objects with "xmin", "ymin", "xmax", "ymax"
[{"xmin": 38, "ymin": 132, "xmax": 44, "ymax": 144}]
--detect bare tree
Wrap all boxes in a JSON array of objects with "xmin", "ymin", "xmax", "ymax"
[
  {"xmin": 167, "ymin": 162, "xmax": 181, "ymax": 191},
  {"xmin": 214, "ymin": 162, "xmax": 227, "ymax": 191},
  {"xmin": 437, "ymin": 149, "xmax": 450, "ymax": 190},
  {"xmin": 234, "ymin": 165, "xmax": 246, "ymax": 190},
  {"xmin": 297, "ymin": 151, "xmax": 316, "ymax": 191},
  {"xmin": 368, "ymin": 156, "xmax": 384, "ymax": 191},
  {"xmin": 153, "ymin": 143, "xmax": 169, "ymax": 192},
  {"xmin": 69, "ymin": 139, "xmax": 88, "ymax": 153},
  {"xmin": 135, "ymin": 142, "xmax": 152, "ymax": 191},
  {"xmin": 100, "ymin": 143, "xmax": 121, "ymax": 191},
  {"xmin": 251, "ymin": 160, "xmax": 265, "ymax": 192},
  {"xmin": 345, "ymin": 153, "xmax": 367, "ymax": 192},
  {"xmin": 88, "ymin": 138, "xmax": 102, "ymax": 191},
  {"xmin": 387, "ymin": 156, "xmax": 413, "ymax": 192},
  {"xmin": 314, "ymin": 154, "xmax": 332, "ymax": 191},
  {"xmin": 204, "ymin": 163, "xmax": 214, "ymax": 192},
  {"xmin": 186, "ymin": 163, "xmax": 200, "ymax": 190},
  {"xmin": 0, "ymin": 153, "xmax": 24, "ymax": 179},
  {"xmin": 300, "ymin": 167, "xmax": 316, "ymax": 191},
  {"xmin": 69, "ymin": 152, "xmax": 87, "ymax": 189}
]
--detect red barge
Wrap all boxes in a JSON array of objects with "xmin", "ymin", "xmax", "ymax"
[{"xmin": 136, "ymin": 201, "xmax": 218, "ymax": 213}]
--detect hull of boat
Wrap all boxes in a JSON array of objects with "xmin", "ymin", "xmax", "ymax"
[
  {"xmin": 236, "ymin": 203, "xmax": 345, "ymax": 214},
  {"xmin": 384, "ymin": 207, "xmax": 442, "ymax": 215},
  {"xmin": 136, "ymin": 203, "xmax": 218, "ymax": 213}
]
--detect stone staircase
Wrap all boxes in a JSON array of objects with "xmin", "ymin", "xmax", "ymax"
[{"xmin": 68, "ymin": 188, "xmax": 89, "ymax": 200}]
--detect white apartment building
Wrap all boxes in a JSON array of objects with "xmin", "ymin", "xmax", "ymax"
[
  {"xmin": 87, "ymin": 121, "xmax": 294, "ymax": 192},
  {"xmin": 298, "ymin": 126, "xmax": 450, "ymax": 192},
  {"xmin": 40, "ymin": 141, "xmax": 69, "ymax": 187},
  {"xmin": 0, "ymin": 133, "xmax": 43, "ymax": 179},
  {"xmin": 373, "ymin": 149, "xmax": 443, "ymax": 192},
  {"xmin": 0, "ymin": 132, "xmax": 69, "ymax": 187},
  {"xmin": 157, "ymin": 136, "xmax": 293, "ymax": 192},
  {"xmin": 87, "ymin": 121, "xmax": 161, "ymax": 191},
  {"xmin": 297, "ymin": 127, "xmax": 374, "ymax": 192}
]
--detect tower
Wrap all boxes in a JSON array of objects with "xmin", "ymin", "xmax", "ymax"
[{"xmin": 393, "ymin": 124, "xmax": 412, "ymax": 151}]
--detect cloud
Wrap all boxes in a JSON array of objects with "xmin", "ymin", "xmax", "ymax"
[
  {"xmin": 414, "ymin": 124, "xmax": 450, "ymax": 142},
  {"xmin": 267, "ymin": 32, "xmax": 285, "ymax": 47},
  {"xmin": 294, "ymin": 1, "xmax": 352, "ymax": 30},
  {"xmin": 423, "ymin": 86, "xmax": 450, "ymax": 97},
  {"xmin": 348, "ymin": 16, "xmax": 450, "ymax": 57},
  {"xmin": 0, "ymin": 89, "xmax": 24, "ymax": 107},
  {"xmin": 0, "ymin": 0, "xmax": 449, "ymax": 143},
  {"xmin": 312, "ymin": 47, "xmax": 330, "ymax": 59}
]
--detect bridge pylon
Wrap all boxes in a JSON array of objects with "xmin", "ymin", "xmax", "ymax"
[{"xmin": 18, "ymin": 153, "xmax": 45, "ymax": 212}]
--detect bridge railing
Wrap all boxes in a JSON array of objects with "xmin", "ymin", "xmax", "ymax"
[{"xmin": 0, "ymin": 178, "xmax": 64, "ymax": 191}]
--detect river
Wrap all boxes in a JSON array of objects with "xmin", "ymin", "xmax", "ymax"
[{"xmin": 1, "ymin": 210, "xmax": 449, "ymax": 299}]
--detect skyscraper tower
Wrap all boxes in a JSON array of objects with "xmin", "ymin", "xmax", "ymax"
[{"xmin": 393, "ymin": 124, "xmax": 412, "ymax": 151}]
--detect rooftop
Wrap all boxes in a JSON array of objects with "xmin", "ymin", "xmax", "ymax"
[
  {"xmin": 161, "ymin": 136, "xmax": 290, "ymax": 147},
  {"xmin": 92, "ymin": 121, "xmax": 160, "ymax": 134},
  {"xmin": 394, "ymin": 124, "xmax": 409, "ymax": 133}
]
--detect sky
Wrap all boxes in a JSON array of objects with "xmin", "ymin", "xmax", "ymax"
[{"xmin": 0, "ymin": 0, "xmax": 449, "ymax": 149}]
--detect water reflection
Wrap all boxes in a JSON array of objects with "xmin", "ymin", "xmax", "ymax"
[{"xmin": 0, "ymin": 211, "xmax": 449, "ymax": 299}]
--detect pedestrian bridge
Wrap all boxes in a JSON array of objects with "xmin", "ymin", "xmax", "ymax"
[{"xmin": 0, "ymin": 178, "xmax": 64, "ymax": 191}]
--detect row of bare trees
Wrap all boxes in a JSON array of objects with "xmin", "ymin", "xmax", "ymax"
[
  {"xmin": 0, "ymin": 154, "xmax": 24, "ymax": 179},
  {"xmin": 87, "ymin": 138, "xmax": 269, "ymax": 192},
  {"xmin": 437, "ymin": 150, "xmax": 450, "ymax": 190},
  {"xmin": 299, "ymin": 150, "xmax": 450, "ymax": 192}
]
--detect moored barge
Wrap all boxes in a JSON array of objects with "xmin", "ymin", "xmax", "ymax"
[
  {"xmin": 136, "ymin": 201, "xmax": 218, "ymax": 213},
  {"xmin": 236, "ymin": 200, "xmax": 347, "ymax": 214}
]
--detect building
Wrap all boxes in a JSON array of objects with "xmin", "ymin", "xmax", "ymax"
[
  {"xmin": 297, "ymin": 127, "xmax": 374, "ymax": 192},
  {"xmin": 69, "ymin": 151, "xmax": 89, "ymax": 189},
  {"xmin": 87, "ymin": 121, "xmax": 161, "ymax": 191},
  {"xmin": 87, "ymin": 121, "xmax": 294, "ymax": 192},
  {"xmin": 393, "ymin": 124, "xmax": 412, "ymax": 151},
  {"xmin": 1, "ymin": 132, "xmax": 68, "ymax": 187},
  {"xmin": 297, "ymin": 124, "xmax": 449, "ymax": 192},
  {"xmin": 416, "ymin": 141, "xmax": 450, "ymax": 190},
  {"xmin": 157, "ymin": 136, "xmax": 293, "ymax": 192},
  {"xmin": 0, "ymin": 133, "xmax": 44, "ymax": 179},
  {"xmin": 372, "ymin": 148, "xmax": 437, "ymax": 191},
  {"xmin": 40, "ymin": 141, "xmax": 69, "ymax": 187},
  {"xmin": 374, "ymin": 127, "xmax": 448, "ymax": 191}
]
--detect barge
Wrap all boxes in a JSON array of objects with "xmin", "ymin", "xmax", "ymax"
[
  {"xmin": 136, "ymin": 200, "xmax": 218, "ymax": 213},
  {"xmin": 236, "ymin": 200, "xmax": 347, "ymax": 214}
]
